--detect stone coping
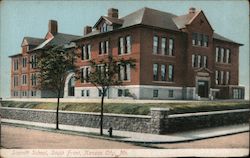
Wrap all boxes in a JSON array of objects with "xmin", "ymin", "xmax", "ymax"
[
  {"xmin": 0, "ymin": 107, "xmax": 151, "ymax": 118},
  {"xmin": 169, "ymin": 108, "xmax": 250, "ymax": 118},
  {"xmin": 150, "ymin": 108, "xmax": 170, "ymax": 111}
]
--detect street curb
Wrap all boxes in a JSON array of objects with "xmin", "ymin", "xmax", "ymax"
[{"xmin": 2, "ymin": 122, "xmax": 249, "ymax": 145}]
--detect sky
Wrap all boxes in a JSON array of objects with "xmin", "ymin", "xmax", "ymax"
[{"xmin": 0, "ymin": 0, "xmax": 249, "ymax": 99}]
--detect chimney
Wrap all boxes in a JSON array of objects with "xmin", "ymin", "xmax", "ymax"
[
  {"xmin": 108, "ymin": 8, "xmax": 118, "ymax": 18},
  {"xmin": 48, "ymin": 20, "xmax": 58, "ymax": 35},
  {"xmin": 189, "ymin": 7, "xmax": 196, "ymax": 14},
  {"xmin": 84, "ymin": 26, "xmax": 92, "ymax": 35}
]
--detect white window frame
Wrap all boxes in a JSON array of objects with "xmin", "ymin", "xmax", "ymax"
[
  {"xmin": 203, "ymin": 56, "xmax": 207, "ymax": 68},
  {"xmin": 125, "ymin": 36, "xmax": 131, "ymax": 54},
  {"xmin": 161, "ymin": 64, "xmax": 166, "ymax": 81},
  {"xmin": 153, "ymin": 64, "xmax": 158, "ymax": 81},
  {"xmin": 168, "ymin": 38, "xmax": 174, "ymax": 56},
  {"xmin": 31, "ymin": 73, "xmax": 37, "ymax": 86},
  {"xmin": 118, "ymin": 64, "xmax": 131, "ymax": 81},
  {"xmin": 161, "ymin": 37, "xmax": 166, "ymax": 55},
  {"xmin": 226, "ymin": 71, "xmax": 230, "ymax": 84},
  {"xmin": 105, "ymin": 40, "xmax": 109, "ymax": 54},
  {"xmin": 153, "ymin": 36, "xmax": 159, "ymax": 54},
  {"xmin": 119, "ymin": 37, "xmax": 124, "ymax": 55},
  {"xmin": 197, "ymin": 55, "xmax": 201, "ymax": 68},
  {"xmin": 220, "ymin": 48, "xmax": 224, "ymax": 63},
  {"xmin": 13, "ymin": 75, "xmax": 19, "ymax": 87},
  {"xmin": 192, "ymin": 54, "xmax": 195, "ymax": 67},
  {"xmin": 226, "ymin": 49, "xmax": 230, "ymax": 63},
  {"xmin": 22, "ymin": 74, "xmax": 27, "ymax": 85},
  {"xmin": 215, "ymin": 70, "xmax": 219, "ymax": 85},
  {"xmin": 168, "ymin": 64, "xmax": 174, "ymax": 82},
  {"xmin": 215, "ymin": 47, "xmax": 219, "ymax": 62},
  {"xmin": 22, "ymin": 57, "xmax": 27, "ymax": 68},
  {"xmin": 220, "ymin": 71, "xmax": 224, "ymax": 85}
]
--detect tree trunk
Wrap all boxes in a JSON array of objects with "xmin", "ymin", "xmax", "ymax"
[
  {"xmin": 100, "ymin": 90, "xmax": 105, "ymax": 135},
  {"xmin": 56, "ymin": 90, "xmax": 60, "ymax": 130}
]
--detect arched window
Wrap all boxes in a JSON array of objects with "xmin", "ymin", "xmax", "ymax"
[{"xmin": 68, "ymin": 77, "xmax": 75, "ymax": 96}]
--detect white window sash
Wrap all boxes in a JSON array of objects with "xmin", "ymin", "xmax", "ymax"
[
  {"xmin": 161, "ymin": 38, "xmax": 166, "ymax": 55},
  {"xmin": 203, "ymin": 56, "xmax": 207, "ymax": 67},
  {"xmin": 226, "ymin": 71, "xmax": 230, "ymax": 84},
  {"xmin": 192, "ymin": 54, "xmax": 195, "ymax": 67},
  {"xmin": 220, "ymin": 48, "xmax": 224, "ymax": 63},
  {"xmin": 120, "ymin": 65, "xmax": 124, "ymax": 80},
  {"xmin": 169, "ymin": 39, "xmax": 173, "ymax": 56},
  {"xmin": 105, "ymin": 41, "xmax": 109, "ymax": 54},
  {"xmin": 226, "ymin": 49, "xmax": 230, "ymax": 63},
  {"xmin": 220, "ymin": 71, "xmax": 224, "ymax": 84},
  {"xmin": 126, "ymin": 36, "xmax": 131, "ymax": 53},
  {"xmin": 153, "ymin": 36, "xmax": 158, "ymax": 54},
  {"xmin": 126, "ymin": 64, "xmax": 131, "ymax": 80},
  {"xmin": 120, "ymin": 38, "xmax": 124, "ymax": 54},
  {"xmin": 197, "ymin": 55, "xmax": 201, "ymax": 68}
]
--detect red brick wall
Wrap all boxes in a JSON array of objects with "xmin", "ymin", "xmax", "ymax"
[
  {"xmin": 10, "ymin": 14, "xmax": 242, "ymax": 99},
  {"xmin": 184, "ymin": 12, "xmax": 214, "ymax": 87},
  {"xmin": 139, "ymin": 26, "xmax": 187, "ymax": 87},
  {"xmin": 74, "ymin": 27, "xmax": 141, "ymax": 87},
  {"xmin": 213, "ymin": 40, "xmax": 239, "ymax": 86}
]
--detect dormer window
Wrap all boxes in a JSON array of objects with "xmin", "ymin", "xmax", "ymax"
[
  {"xmin": 100, "ymin": 23, "xmax": 113, "ymax": 33},
  {"xmin": 101, "ymin": 23, "xmax": 107, "ymax": 32}
]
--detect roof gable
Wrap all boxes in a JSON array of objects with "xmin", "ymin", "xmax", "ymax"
[
  {"xmin": 31, "ymin": 32, "xmax": 81, "ymax": 51},
  {"xmin": 173, "ymin": 10, "xmax": 213, "ymax": 31},
  {"xmin": 187, "ymin": 11, "xmax": 213, "ymax": 31},
  {"xmin": 93, "ymin": 16, "xmax": 123, "ymax": 28},
  {"xmin": 21, "ymin": 37, "xmax": 45, "ymax": 47},
  {"xmin": 45, "ymin": 32, "xmax": 54, "ymax": 40}
]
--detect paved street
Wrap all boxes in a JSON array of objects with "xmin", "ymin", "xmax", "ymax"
[
  {"xmin": 1, "ymin": 124, "xmax": 249, "ymax": 149},
  {"xmin": 1, "ymin": 125, "xmax": 146, "ymax": 149},
  {"xmin": 156, "ymin": 132, "xmax": 249, "ymax": 149}
]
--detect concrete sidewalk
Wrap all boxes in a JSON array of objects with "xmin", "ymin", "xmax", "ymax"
[
  {"xmin": 1, "ymin": 119, "xmax": 249, "ymax": 144},
  {"xmin": 3, "ymin": 98, "xmax": 243, "ymax": 103}
]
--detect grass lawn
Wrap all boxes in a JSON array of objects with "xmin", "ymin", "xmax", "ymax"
[{"xmin": 0, "ymin": 100, "xmax": 249, "ymax": 115}]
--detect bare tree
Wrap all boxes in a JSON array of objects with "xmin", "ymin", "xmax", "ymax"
[
  {"xmin": 36, "ymin": 45, "xmax": 77, "ymax": 129},
  {"xmin": 87, "ymin": 55, "xmax": 136, "ymax": 135}
]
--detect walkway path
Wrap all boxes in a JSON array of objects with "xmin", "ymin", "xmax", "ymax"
[
  {"xmin": 3, "ymin": 98, "xmax": 243, "ymax": 103},
  {"xmin": 2, "ymin": 119, "xmax": 249, "ymax": 143}
]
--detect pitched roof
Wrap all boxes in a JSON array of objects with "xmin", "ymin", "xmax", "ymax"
[
  {"xmin": 31, "ymin": 33, "xmax": 81, "ymax": 51},
  {"xmin": 9, "ymin": 53, "xmax": 22, "ymax": 58},
  {"xmin": 75, "ymin": 7, "xmax": 179, "ymax": 41},
  {"xmin": 213, "ymin": 32, "xmax": 241, "ymax": 44},
  {"xmin": 48, "ymin": 33, "xmax": 81, "ymax": 46},
  {"xmin": 94, "ymin": 16, "xmax": 123, "ymax": 28},
  {"xmin": 172, "ymin": 11, "xmax": 200, "ymax": 29},
  {"xmin": 74, "ymin": 7, "xmax": 241, "ymax": 45},
  {"xmin": 82, "ymin": 30, "xmax": 101, "ymax": 38},
  {"xmin": 21, "ymin": 37, "xmax": 45, "ymax": 46},
  {"xmin": 121, "ymin": 7, "xmax": 179, "ymax": 31}
]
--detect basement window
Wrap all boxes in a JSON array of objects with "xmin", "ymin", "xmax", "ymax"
[
  {"xmin": 86, "ymin": 90, "xmax": 90, "ymax": 97},
  {"xmin": 153, "ymin": 90, "xmax": 158, "ymax": 98},
  {"xmin": 168, "ymin": 90, "xmax": 174, "ymax": 98}
]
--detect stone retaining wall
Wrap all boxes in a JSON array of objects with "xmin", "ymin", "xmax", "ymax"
[
  {"xmin": 0, "ymin": 107, "xmax": 151, "ymax": 133},
  {"xmin": 1, "ymin": 107, "xmax": 249, "ymax": 134},
  {"xmin": 167, "ymin": 109, "xmax": 250, "ymax": 132}
]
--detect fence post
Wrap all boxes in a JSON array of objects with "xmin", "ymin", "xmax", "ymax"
[{"xmin": 150, "ymin": 108, "xmax": 170, "ymax": 134}]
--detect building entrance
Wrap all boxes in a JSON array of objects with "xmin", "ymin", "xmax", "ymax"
[
  {"xmin": 198, "ymin": 80, "xmax": 208, "ymax": 98},
  {"xmin": 68, "ymin": 77, "xmax": 75, "ymax": 96}
]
